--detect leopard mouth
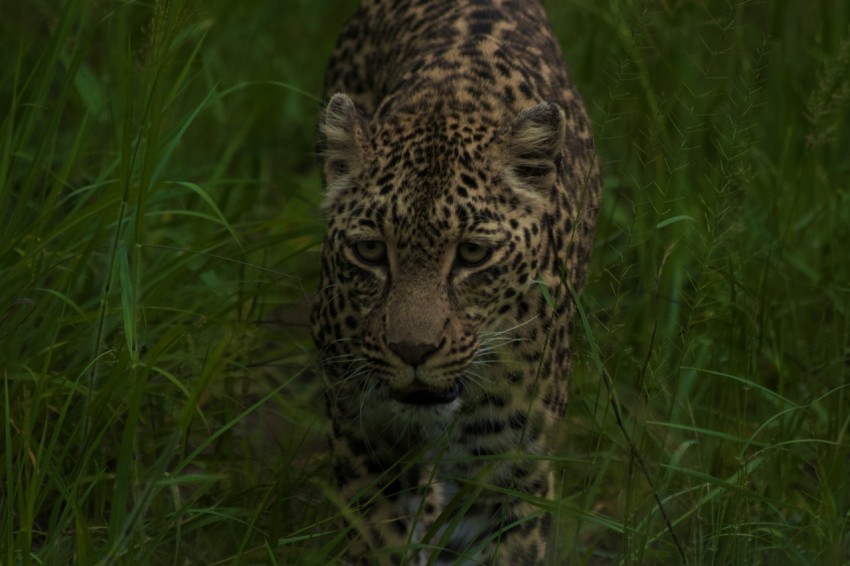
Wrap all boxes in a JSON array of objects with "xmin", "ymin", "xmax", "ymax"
[{"xmin": 391, "ymin": 382, "xmax": 461, "ymax": 405}]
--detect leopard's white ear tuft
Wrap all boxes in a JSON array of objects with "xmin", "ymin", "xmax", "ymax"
[
  {"xmin": 503, "ymin": 102, "xmax": 565, "ymax": 208},
  {"xmin": 319, "ymin": 93, "xmax": 370, "ymax": 210}
]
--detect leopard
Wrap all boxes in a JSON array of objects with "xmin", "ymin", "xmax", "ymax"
[{"xmin": 311, "ymin": 0, "xmax": 600, "ymax": 563}]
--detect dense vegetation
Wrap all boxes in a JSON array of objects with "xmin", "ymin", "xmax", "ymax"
[{"xmin": 1, "ymin": 1, "xmax": 847, "ymax": 563}]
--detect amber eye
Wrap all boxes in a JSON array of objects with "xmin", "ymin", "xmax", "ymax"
[
  {"xmin": 456, "ymin": 242, "xmax": 492, "ymax": 267},
  {"xmin": 352, "ymin": 240, "xmax": 387, "ymax": 265}
]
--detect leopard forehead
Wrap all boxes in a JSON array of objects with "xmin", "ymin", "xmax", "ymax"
[
  {"xmin": 324, "ymin": 103, "xmax": 548, "ymax": 247},
  {"xmin": 335, "ymin": 145, "xmax": 513, "ymax": 238}
]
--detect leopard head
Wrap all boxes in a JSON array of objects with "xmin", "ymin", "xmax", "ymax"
[{"xmin": 313, "ymin": 93, "xmax": 565, "ymax": 432}]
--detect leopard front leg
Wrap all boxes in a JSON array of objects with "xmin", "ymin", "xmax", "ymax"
[
  {"xmin": 484, "ymin": 494, "xmax": 551, "ymax": 565},
  {"xmin": 330, "ymin": 430, "xmax": 442, "ymax": 565},
  {"xmin": 424, "ymin": 460, "xmax": 553, "ymax": 565}
]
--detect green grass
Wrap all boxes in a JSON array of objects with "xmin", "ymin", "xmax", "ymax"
[{"xmin": 1, "ymin": 0, "xmax": 848, "ymax": 564}]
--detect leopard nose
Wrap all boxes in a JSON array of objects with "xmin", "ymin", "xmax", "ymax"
[{"xmin": 387, "ymin": 340, "xmax": 439, "ymax": 367}]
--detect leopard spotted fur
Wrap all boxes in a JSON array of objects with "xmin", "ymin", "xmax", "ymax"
[{"xmin": 311, "ymin": 1, "xmax": 600, "ymax": 563}]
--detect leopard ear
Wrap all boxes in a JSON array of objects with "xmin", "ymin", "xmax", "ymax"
[
  {"xmin": 503, "ymin": 102, "xmax": 565, "ymax": 207},
  {"xmin": 319, "ymin": 93, "xmax": 371, "ymax": 208}
]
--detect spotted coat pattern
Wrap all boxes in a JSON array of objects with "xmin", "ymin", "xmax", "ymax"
[{"xmin": 312, "ymin": 0, "xmax": 600, "ymax": 563}]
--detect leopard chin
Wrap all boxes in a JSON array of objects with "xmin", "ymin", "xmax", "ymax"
[{"xmin": 391, "ymin": 381, "xmax": 462, "ymax": 405}]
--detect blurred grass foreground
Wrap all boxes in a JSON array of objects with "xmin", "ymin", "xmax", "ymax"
[{"xmin": 1, "ymin": 1, "xmax": 848, "ymax": 564}]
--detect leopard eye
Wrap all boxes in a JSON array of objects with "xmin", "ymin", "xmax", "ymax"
[
  {"xmin": 352, "ymin": 240, "xmax": 387, "ymax": 265},
  {"xmin": 456, "ymin": 242, "xmax": 492, "ymax": 268}
]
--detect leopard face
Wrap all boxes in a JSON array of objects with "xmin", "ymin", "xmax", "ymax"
[{"xmin": 314, "ymin": 95, "xmax": 565, "ymax": 436}]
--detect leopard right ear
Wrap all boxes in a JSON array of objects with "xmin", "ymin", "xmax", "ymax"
[{"xmin": 319, "ymin": 93, "xmax": 371, "ymax": 206}]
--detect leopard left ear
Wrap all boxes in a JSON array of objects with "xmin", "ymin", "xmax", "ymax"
[{"xmin": 503, "ymin": 102, "xmax": 565, "ymax": 207}]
